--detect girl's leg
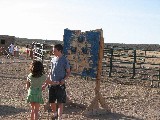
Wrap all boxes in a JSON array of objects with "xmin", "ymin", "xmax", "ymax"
[
  {"xmin": 30, "ymin": 102, "xmax": 35, "ymax": 120},
  {"xmin": 34, "ymin": 103, "xmax": 40, "ymax": 120}
]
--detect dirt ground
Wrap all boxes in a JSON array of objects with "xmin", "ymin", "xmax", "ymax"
[{"xmin": 0, "ymin": 57, "xmax": 160, "ymax": 120}]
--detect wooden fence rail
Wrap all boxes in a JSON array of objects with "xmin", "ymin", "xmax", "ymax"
[
  {"xmin": 102, "ymin": 47, "xmax": 160, "ymax": 87},
  {"xmin": 33, "ymin": 43, "xmax": 52, "ymax": 74}
]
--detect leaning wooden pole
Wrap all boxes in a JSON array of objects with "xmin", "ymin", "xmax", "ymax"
[{"xmin": 83, "ymin": 29, "xmax": 110, "ymax": 115}]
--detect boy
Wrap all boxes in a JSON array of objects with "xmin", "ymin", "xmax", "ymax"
[{"xmin": 43, "ymin": 44, "xmax": 70, "ymax": 120}]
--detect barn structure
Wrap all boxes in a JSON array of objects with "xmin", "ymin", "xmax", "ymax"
[{"xmin": 0, "ymin": 35, "xmax": 15, "ymax": 51}]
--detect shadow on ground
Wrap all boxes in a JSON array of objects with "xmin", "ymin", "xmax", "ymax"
[
  {"xmin": 64, "ymin": 102, "xmax": 143, "ymax": 120},
  {"xmin": 84, "ymin": 112, "xmax": 143, "ymax": 120},
  {"xmin": 0, "ymin": 75, "xmax": 26, "ymax": 80},
  {"xmin": 0, "ymin": 105, "xmax": 27, "ymax": 117},
  {"xmin": 64, "ymin": 102, "xmax": 87, "ymax": 114}
]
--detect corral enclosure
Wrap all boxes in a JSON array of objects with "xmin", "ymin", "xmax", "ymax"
[
  {"xmin": 101, "ymin": 46, "xmax": 160, "ymax": 87},
  {"xmin": 1, "ymin": 35, "xmax": 160, "ymax": 86}
]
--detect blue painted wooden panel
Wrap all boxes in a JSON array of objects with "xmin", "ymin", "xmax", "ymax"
[{"xmin": 63, "ymin": 28, "xmax": 100, "ymax": 78}]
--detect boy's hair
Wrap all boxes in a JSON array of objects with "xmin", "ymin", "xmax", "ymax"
[
  {"xmin": 54, "ymin": 44, "xmax": 63, "ymax": 53},
  {"xmin": 30, "ymin": 60, "xmax": 45, "ymax": 77}
]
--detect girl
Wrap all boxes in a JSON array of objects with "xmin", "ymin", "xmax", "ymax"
[
  {"xmin": 26, "ymin": 60, "xmax": 57, "ymax": 120},
  {"xmin": 26, "ymin": 45, "xmax": 30, "ymax": 59}
]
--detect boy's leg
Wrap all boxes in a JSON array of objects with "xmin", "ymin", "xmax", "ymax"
[
  {"xmin": 49, "ymin": 86, "xmax": 58, "ymax": 118},
  {"xmin": 50, "ymin": 103, "xmax": 57, "ymax": 114},
  {"xmin": 57, "ymin": 85, "xmax": 66, "ymax": 119},
  {"xmin": 50, "ymin": 103, "xmax": 58, "ymax": 120},
  {"xmin": 58, "ymin": 103, "xmax": 63, "ymax": 118}
]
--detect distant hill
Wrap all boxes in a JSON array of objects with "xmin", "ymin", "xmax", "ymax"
[
  {"xmin": 15, "ymin": 37, "xmax": 62, "ymax": 47},
  {"xmin": 105, "ymin": 43, "xmax": 160, "ymax": 51}
]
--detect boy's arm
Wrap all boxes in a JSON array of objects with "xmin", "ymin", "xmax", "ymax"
[
  {"xmin": 60, "ymin": 68, "xmax": 71, "ymax": 85},
  {"xmin": 42, "ymin": 74, "xmax": 50, "ymax": 90},
  {"xmin": 42, "ymin": 74, "xmax": 59, "ymax": 90}
]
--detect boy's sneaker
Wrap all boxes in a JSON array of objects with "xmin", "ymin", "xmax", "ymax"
[
  {"xmin": 58, "ymin": 116, "xmax": 62, "ymax": 120},
  {"xmin": 51, "ymin": 115, "xmax": 58, "ymax": 120},
  {"xmin": 51, "ymin": 112, "xmax": 58, "ymax": 120}
]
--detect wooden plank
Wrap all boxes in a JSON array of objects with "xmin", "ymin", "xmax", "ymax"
[{"xmin": 84, "ymin": 29, "xmax": 110, "ymax": 115}]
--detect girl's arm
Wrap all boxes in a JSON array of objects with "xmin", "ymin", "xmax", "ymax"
[{"xmin": 26, "ymin": 80, "xmax": 30, "ymax": 90}]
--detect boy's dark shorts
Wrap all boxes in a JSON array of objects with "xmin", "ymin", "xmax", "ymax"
[{"xmin": 49, "ymin": 84, "xmax": 66, "ymax": 103}]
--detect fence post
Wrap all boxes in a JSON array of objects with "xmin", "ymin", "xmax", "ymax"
[
  {"xmin": 132, "ymin": 49, "xmax": 136, "ymax": 78},
  {"xmin": 109, "ymin": 48, "xmax": 113, "ymax": 77},
  {"xmin": 158, "ymin": 66, "xmax": 160, "ymax": 87},
  {"xmin": 156, "ymin": 65, "xmax": 160, "ymax": 87},
  {"xmin": 41, "ymin": 44, "xmax": 44, "ymax": 63},
  {"xmin": 144, "ymin": 50, "xmax": 146, "ymax": 62}
]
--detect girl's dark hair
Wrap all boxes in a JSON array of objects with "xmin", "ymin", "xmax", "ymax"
[
  {"xmin": 26, "ymin": 45, "xmax": 29, "ymax": 48},
  {"xmin": 30, "ymin": 60, "xmax": 45, "ymax": 77},
  {"xmin": 54, "ymin": 44, "xmax": 63, "ymax": 53}
]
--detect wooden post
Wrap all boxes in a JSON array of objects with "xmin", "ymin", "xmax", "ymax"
[
  {"xmin": 109, "ymin": 48, "xmax": 113, "ymax": 77},
  {"xmin": 131, "ymin": 49, "xmax": 136, "ymax": 78},
  {"xmin": 83, "ymin": 29, "xmax": 110, "ymax": 115},
  {"xmin": 158, "ymin": 65, "xmax": 160, "ymax": 81}
]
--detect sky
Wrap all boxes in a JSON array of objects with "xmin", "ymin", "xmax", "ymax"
[{"xmin": 0, "ymin": 0, "xmax": 160, "ymax": 44}]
